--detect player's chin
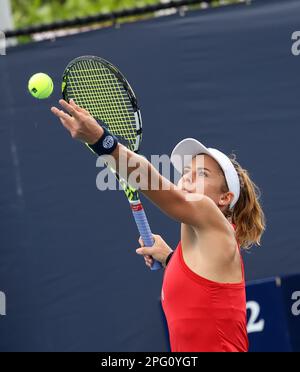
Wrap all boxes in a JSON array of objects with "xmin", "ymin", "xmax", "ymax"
[
  {"xmin": 184, "ymin": 191, "xmax": 206, "ymax": 202},
  {"xmin": 180, "ymin": 186, "xmax": 199, "ymax": 194}
]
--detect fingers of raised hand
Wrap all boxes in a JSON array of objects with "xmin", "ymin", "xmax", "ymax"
[
  {"xmin": 59, "ymin": 99, "xmax": 81, "ymax": 119},
  {"xmin": 70, "ymin": 99, "xmax": 89, "ymax": 115},
  {"xmin": 51, "ymin": 107, "xmax": 74, "ymax": 130}
]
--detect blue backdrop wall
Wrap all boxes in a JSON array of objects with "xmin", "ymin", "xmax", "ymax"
[{"xmin": 0, "ymin": 0, "xmax": 300, "ymax": 351}]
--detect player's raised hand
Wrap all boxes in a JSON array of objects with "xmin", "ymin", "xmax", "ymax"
[{"xmin": 51, "ymin": 99, "xmax": 103, "ymax": 144}]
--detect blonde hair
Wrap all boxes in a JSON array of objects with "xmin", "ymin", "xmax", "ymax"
[{"xmin": 223, "ymin": 155, "xmax": 266, "ymax": 249}]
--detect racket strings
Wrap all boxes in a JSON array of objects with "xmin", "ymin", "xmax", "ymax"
[
  {"xmin": 68, "ymin": 62, "xmax": 134, "ymax": 126},
  {"xmin": 66, "ymin": 60, "xmax": 137, "ymax": 151}
]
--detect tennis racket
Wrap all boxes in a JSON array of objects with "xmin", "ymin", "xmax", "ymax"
[{"xmin": 62, "ymin": 56, "xmax": 162, "ymax": 271}]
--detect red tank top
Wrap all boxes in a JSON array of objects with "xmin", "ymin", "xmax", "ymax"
[{"xmin": 161, "ymin": 242, "xmax": 249, "ymax": 352}]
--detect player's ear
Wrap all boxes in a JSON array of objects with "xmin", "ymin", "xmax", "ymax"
[{"xmin": 219, "ymin": 192, "xmax": 234, "ymax": 207}]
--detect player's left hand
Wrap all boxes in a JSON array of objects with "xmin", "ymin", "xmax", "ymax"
[
  {"xmin": 51, "ymin": 99, "xmax": 103, "ymax": 144},
  {"xmin": 136, "ymin": 234, "xmax": 173, "ymax": 269}
]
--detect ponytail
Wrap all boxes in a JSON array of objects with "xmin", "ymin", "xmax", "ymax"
[{"xmin": 229, "ymin": 155, "xmax": 266, "ymax": 249}]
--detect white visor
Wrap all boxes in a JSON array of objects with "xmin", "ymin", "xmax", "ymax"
[{"xmin": 171, "ymin": 138, "xmax": 240, "ymax": 209}]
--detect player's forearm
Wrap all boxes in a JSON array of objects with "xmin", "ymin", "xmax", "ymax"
[
  {"xmin": 105, "ymin": 144, "xmax": 198, "ymax": 224},
  {"xmin": 105, "ymin": 143, "xmax": 172, "ymax": 191}
]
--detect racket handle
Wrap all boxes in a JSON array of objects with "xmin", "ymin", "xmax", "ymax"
[{"xmin": 130, "ymin": 202, "xmax": 162, "ymax": 271}]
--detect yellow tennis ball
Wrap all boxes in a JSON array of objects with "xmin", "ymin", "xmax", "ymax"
[{"xmin": 28, "ymin": 73, "xmax": 54, "ymax": 99}]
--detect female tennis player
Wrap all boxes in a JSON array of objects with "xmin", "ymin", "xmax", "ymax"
[{"xmin": 51, "ymin": 99, "xmax": 265, "ymax": 352}]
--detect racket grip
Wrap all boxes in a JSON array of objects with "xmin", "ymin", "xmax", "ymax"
[{"xmin": 130, "ymin": 202, "xmax": 162, "ymax": 271}]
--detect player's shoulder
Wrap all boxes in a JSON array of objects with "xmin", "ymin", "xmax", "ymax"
[{"xmin": 193, "ymin": 195, "xmax": 231, "ymax": 231}]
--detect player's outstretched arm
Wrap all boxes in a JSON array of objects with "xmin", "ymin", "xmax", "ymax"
[{"xmin": 51, "ymin": 100, "xmax": 228, "ymax": 232}]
